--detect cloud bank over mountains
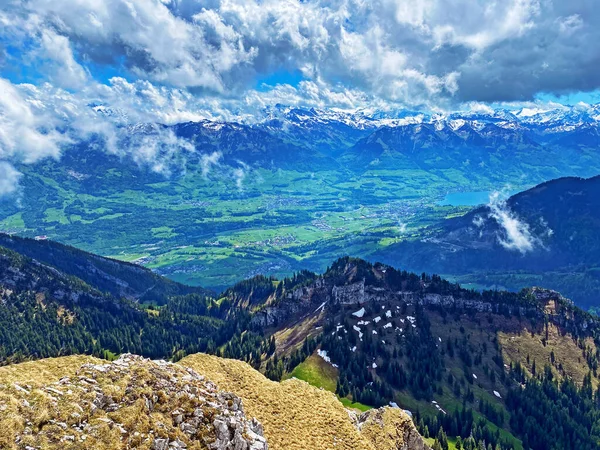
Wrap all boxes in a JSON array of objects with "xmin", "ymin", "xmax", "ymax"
[{"xmin": 1, "ymin": 0, "xmax": 600, "ymax": 194}]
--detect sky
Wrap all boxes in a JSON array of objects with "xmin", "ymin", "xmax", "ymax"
[{"xmin": 1, "ymin": 0, "xmax": 600, "ymax": 193}]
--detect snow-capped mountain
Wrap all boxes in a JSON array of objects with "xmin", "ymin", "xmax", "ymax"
[{"xmin": 84, "ymin": 101, "xmax": 600, "ymax": 177}]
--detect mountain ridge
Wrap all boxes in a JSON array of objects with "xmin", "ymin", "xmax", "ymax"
[{"xmin": 2, "ymin": 236, "xmax": 600, "ymax": 448}]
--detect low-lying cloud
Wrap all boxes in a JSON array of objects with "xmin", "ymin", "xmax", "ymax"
[
  {"xmin": 200, "ymin": 151, "xmax": 223, "ymax": 179},
  {"xmin": 0, "ymin": 162, "xmax": 21, "ymax": 197},
  {"xmin": 232, "ymin": 162, "xmax": 249, "ymax": 191},
  {"xmin": 486, "ymin": 191, "xmax": 537, "ymax": 254}
]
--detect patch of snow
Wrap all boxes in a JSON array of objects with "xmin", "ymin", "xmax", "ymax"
[
  {"xmin": 385, "ymin": 310, "xmax": 392, "ymax": 318},
  {"xmin": 352, "ymin": 307, "xmax": 366, "ymax": 318},
  {"xmin": 383, "ymin": 322, "xmax": 392, "ymax": 329},
  {"xmin": 353, "ymin": 325, "xmax": 363, "ymax": 339},
  {"xmin": 373, "ymin": 316, "xmax": 382, "ymax": 323},
  {"xmin": 351, "ymin": 346, "xmax": 357, "ymax": 352},
  {"xmin": 357, "ymin": 320, "xmax": 370, "ymax": 326},
  {"xmin": 389, "ymin": 402, "xmax": 399, "ymax": 408},
  {"xmin": 493, "ymin": 391, "xmax": 502, "ymax": 399},
  {"xmin": 439, "ymin": 337, "xmax": 442, "ymax": 342},
  {"xmin": 314, "ymin": 301, "xmax": 327, "ymax": 313},
  {"xmin": 372, "ymin": 362, "xmax": 378, "ymax": 369},
  {"xmin": 317, "ymin": 349, "xmax": 338, "ymax": 368},
  {"xmin": 372, "ymin": 330, "xmax": 378, "ymax": 335},
  {"xmin": 472, "ymin": 373, "xmax": 478, "ymax": 380}
]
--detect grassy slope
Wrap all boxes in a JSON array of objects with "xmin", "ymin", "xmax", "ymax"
[
  {"xmin": 288, "ymin": 354, "xmax": 338, "ymax": 392},
  {"xmin": 286, "ymin": 352, "xmax": 372, "ymax": 412},
  {"xmin": 181, "ymin": 353, "xmax": 421, "ymax": 450},
  {"xmin": 0, "ymin": 355, "xmax": 101, "ymax": 385}
]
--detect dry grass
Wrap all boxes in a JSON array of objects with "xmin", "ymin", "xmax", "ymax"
[
  {"xmin": 0, "ymin": 355, "xmax": 235, "ymax": 449},
  {"xmin": 499, "ymin": 322, "xmax": 598, "ymax": 387},
  {"xmin": 0, "ymin": 355, "xmax": 100, "ymax": 385},
  {"xmin": 271, "ymin": 313, "xmax": 323, "ymax": 356},
  {"xmin": 181, "ymin": 353, "xmax": 421, "ymax": 450},
  {"xmin": 182, "ymin": 353, "xmax": 372, "ymax": 450},
  {"xmin": 360, "ymin": 408, "xmax": 414, "ymax": 450},
  {"xmin": 0, "ymin": 353, "xmax": 425, "ymax": 450}
]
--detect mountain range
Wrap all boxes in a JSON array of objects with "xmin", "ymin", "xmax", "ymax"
[{"xmin": 1, "ymin": 233, "xmax": 600, "ymax": 449}]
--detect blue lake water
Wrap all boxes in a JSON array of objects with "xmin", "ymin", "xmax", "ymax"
[{"xmin": 438, "ymin": 191, "xmax": 493, "ymax": 206}]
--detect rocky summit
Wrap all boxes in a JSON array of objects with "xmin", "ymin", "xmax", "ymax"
[
  {"xmin": 0, "ymin": 354, "xmax": 267, "ymax": 450},
  {"xmin": 0, "ymin": 352, "xmax": 432, "ymax": 450}
]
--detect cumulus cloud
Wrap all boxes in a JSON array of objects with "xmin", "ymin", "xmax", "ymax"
[
  {"xmin": 0, "ymin": 0, "xmax": 598, "ymax": 186},
  {"xmin": 487, "ymin": 191, "xmax": 536, "ymax": 254},
  {"xmin": 0, "ymin": 78, "xmax": 68, "ymax": 163},
  {"xmin": 2, "ymin": 0, "xmax": 595, "ymax": 110},
  {"xmin": 0, "ymin": 78, "xmax": 73, "ymax": 194}
]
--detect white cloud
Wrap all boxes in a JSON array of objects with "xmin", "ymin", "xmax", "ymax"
[
  {"xmin": 0, "ymin": 78, "xmax": 68, "ymax": 163},
  {"xmin": 200, "ymin": 151, "xmax": 222, "ymax": 178},
  {"xmin": 38, "ymin": 28, "xmax": 89, "ymax": 89},
  {"xmin": 487, "ymin": 191, "xmax": 536, "ymax": 253},
  {"xmin": 557, "ymin": 14, "xmax": 583, "ymax": 35},
  {"xmin": 0, "ymin": 162, "xmax": 22, "ymax": 196},
  {"xmin": 1, "ymin": 0, "xmax": 598, "ymax": 113},
  {"xmin": 232, "ymin": 162, "xmax": 249, "ymax": 191}
]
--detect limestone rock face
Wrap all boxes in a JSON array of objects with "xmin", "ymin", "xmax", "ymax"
[
  {"xmin": 0, "ymin": 354, "xmax": 267, "ymax": 450},
  {"xmin": 357, "ymin": 407, "xmax": 431, "ymax": 450}
]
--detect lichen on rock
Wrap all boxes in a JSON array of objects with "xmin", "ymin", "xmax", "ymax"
[{"xmin": 0, "ymin": 354, "xmax": 267, "ymax": 450}]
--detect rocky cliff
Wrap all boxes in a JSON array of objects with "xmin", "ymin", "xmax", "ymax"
[{"xmin": 249, "ymin": 259, "xmax": 567, "ymax": 330}]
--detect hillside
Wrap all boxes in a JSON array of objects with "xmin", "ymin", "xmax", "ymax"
[
  {"xmin": 0, "ymin": 244, "xmax": 233, "ymax": 363},
  {"xmin": 227, "ymin": 258, "xmax": 600, "ymax": 450},
  {"xmin": 373, "ymin": 175, "xmax": 600, "ymax": 308},
  {"xmin": 0, "ymin": 353, "xmax": 429, "ymax": 450},
  {"xmin": 0, "ymin": 233, "xmax": 210, "ymax": 305}
]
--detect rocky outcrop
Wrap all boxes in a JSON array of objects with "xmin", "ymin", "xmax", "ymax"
[
  {"xmin": 356, "ymin": 407, "xmax": 431, "ymax": 450},
  {"xmin": 0, "ymin": 354, "xmax": 267, "ymax": 450},
  {"xmin": 250, "ymin": 269, "xmax": 539, "ymax": 328}
]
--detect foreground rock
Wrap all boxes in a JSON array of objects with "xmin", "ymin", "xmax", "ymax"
[
  {"xmin": 0, "ymin": 354, "xmax": 267, "ymax": 450},
  {"xmin": 182, "ymin": 353, "xmax": 430, "ymax": 450},
  {"xmin": 355, "ymin": 408, "xmax": 430, "ymax": 450}
]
